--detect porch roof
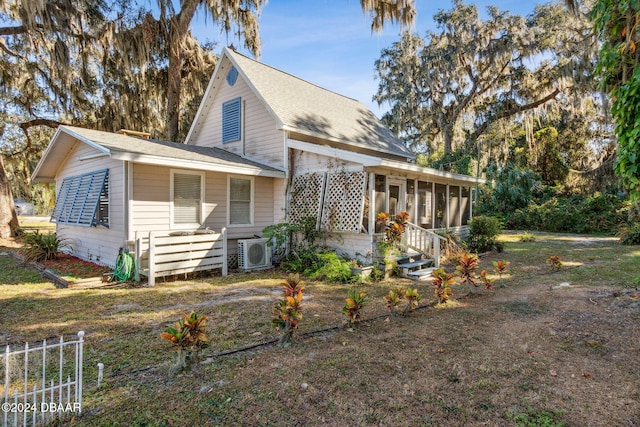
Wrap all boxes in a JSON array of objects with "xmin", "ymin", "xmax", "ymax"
[
  {"xmin": 371, "ymin": 158, "xmax": 484, "ymax": 186},
  {"xmin": 32, "ymin": 126, "xmax": 286, "ymax": 183}
]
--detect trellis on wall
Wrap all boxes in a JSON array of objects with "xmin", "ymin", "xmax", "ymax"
[
  {"xmin": 287, "ymin": 171, "xmax": 367, "ymax": 233},
  {"xmin": 287, "ymin": 172, "xmax": 326, "ymax": 227}
]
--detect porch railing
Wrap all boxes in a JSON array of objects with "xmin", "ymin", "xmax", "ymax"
[
  {"xmin": 2, "ymin": 332, "xmax": 84, "ymax": 427},
  {"xmin": 403, "ymin": 222, "xmax": 445, "ymax": 267},
  {"xmin": 134, "ymin": 228, "xmax": 227, "ymax": 286}
]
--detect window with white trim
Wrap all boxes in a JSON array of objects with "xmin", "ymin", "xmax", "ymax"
[
  {"xmin": 51, "ymin": 169, "xmax": 109, "ymax": 227},
  {"xmin": 222, "ymin": 97, "xmax": 242, "ymax": 143},
  {"xmin": 228, "ymin": 176, "xmax": 253, "ymax": 225},
  {"xmin": 171, "ymin": 170, "xmax": 204, "ymax": 226}
]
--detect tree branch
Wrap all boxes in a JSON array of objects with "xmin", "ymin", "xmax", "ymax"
[
  {"xmin": 469, "ymin": 88, "xmax": 561, "ymax": 144},
  {"xmin": 0, "ymin": 25, "xmax": 27, "ymax": 36}
]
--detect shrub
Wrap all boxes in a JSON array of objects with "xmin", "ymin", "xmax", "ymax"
[
  {"xmin": 160, "ymin": 311, "xmax": 208, "ymax": 373},
  {"xmin": 618, "ymin": 222, "xmax": 640, "ymax": 245},
  {"xmin": 468, "ymin": 216, "xmax": 502, "ymax": 253},
  {"xmin": 309, "ymin": 252, "xmax": 352, "ymax": 283},
  {"xmin": 342, "ymin": 288, "xmax": 369, "ymax": 324},
  {"xmin": 518, "ymin": 232, "xmax": 536, "ymax": 242},
  {"xmin": 22, "ymin": 231, "xmax": 68, "ymax": 262}
]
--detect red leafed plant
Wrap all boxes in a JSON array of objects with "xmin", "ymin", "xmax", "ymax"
[
  {"xmin": 432, "ymin": 268, "xmax": 456, "ymax": 304},
  {"xmin": 547, "ymin": 256, "xmax": 562, "ymax": 271},
  {"xmin": 272, "ymin": 274, "xmax": 304, "ymax": 345},
  {"xmin": 160, "ymin": 311, "xmax": 208, "ymax": 373},
  {"xmin": 492, "ymin": 260, "xmax": 510, "ymax": 278},
  {"xmin": 480, "ymin": 269, "xmax": 494, "ymax": 290},
  {"xmin": 455, "ymin": 252, "xmax": 480, "ymax": 287},
  {"xmin": 377, "ymin": 211, "xmax": 409, "ymax": 246}
]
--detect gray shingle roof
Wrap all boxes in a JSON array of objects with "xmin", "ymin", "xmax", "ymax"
[
  {"xmin": 40, "ymin": 126, "xmax": 283, "ymax": 177},
  {"xmin": 225, "ymin": 49, "xmax": 413, "ymax": 159}
]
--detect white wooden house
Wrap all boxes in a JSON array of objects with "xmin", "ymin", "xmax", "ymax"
[{"xmin": 32, "ymin": 47, "xmax": 481, "ymax": 282}]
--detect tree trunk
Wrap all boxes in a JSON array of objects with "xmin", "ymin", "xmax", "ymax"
[
  {"xmin": 0, "ymin": 156, "xmax": 20, "ymax": 238},
  {"xmin": 166, "ymin": 0, "xmax": 200, "ymax": 142}
]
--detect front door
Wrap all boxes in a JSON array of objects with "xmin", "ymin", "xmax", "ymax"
[{"xmin": 387, "ymin": 179, "xmax": 406, "ymax": 216}]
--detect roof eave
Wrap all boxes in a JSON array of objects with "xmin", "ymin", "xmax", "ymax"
[
  {"xmin": 375, "ymin": 158, "xmax": 485, "ymax": 184},
  {"xmin": 281, "ymin": 124, "xmax": 414, "ymax": 161},
  {"xmin": 110, "ymin": 151, "xmax": 285, "ymax": 178},
  {"xmin": 31, "ymin": 126, "xmax": 112, "ymax": 183}
]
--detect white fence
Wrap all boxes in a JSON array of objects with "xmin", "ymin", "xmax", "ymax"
[
  {"xmin": 134, "ymin": 228, "xmax": 228, "ymax": 286},
  {"xmin": 2, "ymin": 332, "xmax": 84, "ymax": 427}
]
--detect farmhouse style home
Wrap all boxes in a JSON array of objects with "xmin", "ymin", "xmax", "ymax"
[{"xmin": 32, "ymin": 47, "xmax": 480, "ymax": 283}]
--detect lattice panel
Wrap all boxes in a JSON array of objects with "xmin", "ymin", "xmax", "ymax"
[
  {"xmin": 288, "ymin": 173, "xmax": 326, "ymax": 225},
  {"xmin": 321, "ymin": 171, "xmax": 367, "ymax": 232}
]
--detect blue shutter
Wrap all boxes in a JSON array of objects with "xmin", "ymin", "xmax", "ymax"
[
  {"xmin": 51, "ymin": 169, "xmax": 109, "ymax": 227},
  {"xmin": 222, "ymin": 97, "xmax": 241, "ymax": 143}
]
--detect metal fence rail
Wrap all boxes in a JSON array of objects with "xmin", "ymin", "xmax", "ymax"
[{"xmin": 1, "ymin": 332, "xmax": 84, "ymax": 427}]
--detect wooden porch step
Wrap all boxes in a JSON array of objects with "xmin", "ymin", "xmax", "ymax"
[
  {"xmin": 397, "ymin": 258, "xmax": 433, "ymax": 276},
  {"xmin": 407, "ymin": 267, "xmax": 437, "ymax": 281}
]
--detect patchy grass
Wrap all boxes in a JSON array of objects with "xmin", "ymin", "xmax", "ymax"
[{"xmin": 1, "ymin": 232, "xmax": 639, "ymax": 426}]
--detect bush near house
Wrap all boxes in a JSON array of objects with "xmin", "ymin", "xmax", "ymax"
[{"xmin": 467, "ymin": 215, "xmax": 502, "ymax": 253}]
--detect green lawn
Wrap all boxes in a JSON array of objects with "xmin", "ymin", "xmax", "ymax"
[{"xmin": 1, "ymin": 232, "xmax": 638, "ymax": 426}]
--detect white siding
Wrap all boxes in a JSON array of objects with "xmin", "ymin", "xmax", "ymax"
[
  {"xmin": 272, "ymin": 178, "xmax": 287, "ymax": 224},
  {"xmin": 189, "ymin": 62, "xmax": 285, "ymax": 169},
  {"xmin": 322, "ymin": 233, "xmax": 373, "ymax": 259},
  {"xmin": 291, "ymin": 149, "xmax": 361, "ymax": 175},
  {"xmin": 54, "ymin": 142, "xmax": 125, "ymax": 268},
  {"xmin": 131, "ymin": 164, "xmax": 275, "ymax": 252}
]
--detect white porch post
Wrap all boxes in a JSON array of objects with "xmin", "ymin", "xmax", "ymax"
[
  {"xmin": 413, "ymin": 178, "xmax": 418, "ymax": 224},
  {"xmin": 446, "ymin": 184, "xmax": 450, "ymax": 228},
  {"xmin": 368, "ymin": 172, "xmax": 376, "ymax": 234},
  {"xmin": 431, "ymin": 182, "xmax": 436, "ymax": 229}
]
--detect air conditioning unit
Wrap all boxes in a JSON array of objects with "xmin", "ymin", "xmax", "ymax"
[{"xmin": 238, "ymin": 238, "xmax": 272, "ymax": 271}]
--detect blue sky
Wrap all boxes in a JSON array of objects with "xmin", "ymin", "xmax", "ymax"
[{"xmin": 191, "ymin": 0, "xmax": 547, "ymax": 117}]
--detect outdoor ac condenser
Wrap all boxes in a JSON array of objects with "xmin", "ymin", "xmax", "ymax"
[{"xmin": 238, "ymin": 238, "xmax": 272, "ymax": 271}]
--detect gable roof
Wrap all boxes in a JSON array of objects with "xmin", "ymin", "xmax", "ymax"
[
  {"xmin": 186, "ymin": 48, "xmax": 414, "ymax": 160},
  {"xmin": 32, "ymin": 126, "xmax": 285, "ymax": 183}
]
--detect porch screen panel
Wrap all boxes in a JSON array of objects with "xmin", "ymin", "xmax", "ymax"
[
  {"xmin": 449, "ymin": 186, "xmax": 461, "ymax": 227},
  {"xmin": 406, "ymin": 180, "xmax": 415, "ymax": 222},
  {"xmin": 461, "ymin": 187, "xmax": 471, "ymax": 225},
  {"xmin": 374, "ymin": 175, "xmax": 385, "ymax": 232},
  {"xmin": 287, "ymin": 173, "xmax": 326, "ymax": 227},
  {"xmin": 174, "ymin": 173, "xmax": 201, "ymax": 224},
  {"xmin": 321, "ymin": 171, "xmax": 367, "ymax": 232},
  {"xmin": 435, "ymin": 183, "xmax": 447, "ymax": 228},
  {"xmin": 229, "ymin": 177, "xmax": 251, "ymax": 225},
  {"xmin": 418, "ymin": 181, "xmax": 432, "ymax": 229}
]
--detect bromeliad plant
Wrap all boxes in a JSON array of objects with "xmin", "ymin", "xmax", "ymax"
[
  {"xmin": 160, "ymin": 311, "xmax": 208, "ymax": 373},
  {"xmin": 432, "ymin": 268, "xmax": 456, "ymax": 304},
  {"xmin": 272, "ymin": 274, "xmax": 305, "ymax": 345},
  {"xmin": 342, "ymin": 288, "xmax": 369, "ymax": 324}
]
